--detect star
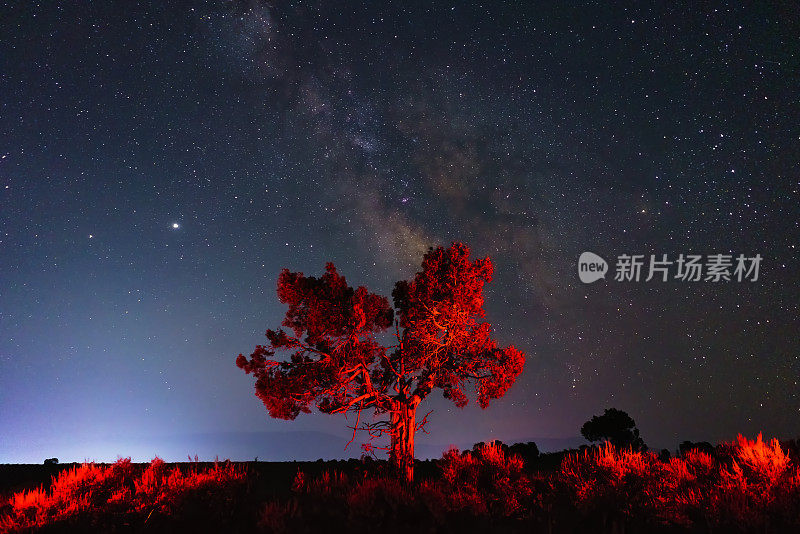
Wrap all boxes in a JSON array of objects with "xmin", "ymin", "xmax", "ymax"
[{"xmin": 2, "ymin": 0, "xmax": 797, "ymax": 463}]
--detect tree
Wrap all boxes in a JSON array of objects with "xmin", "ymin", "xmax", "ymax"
[
  {"xmin": 236, "ymin": 243, "xmax": 525, "ymax": 482},
  {"xmin": 580, "ymin": 408, "xmax": 646, "ymax": 451}
]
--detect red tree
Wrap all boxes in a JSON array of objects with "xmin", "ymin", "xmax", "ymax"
[{"xmin": 236, "ymin": 243, "xmax": 525, "ymax": 482}]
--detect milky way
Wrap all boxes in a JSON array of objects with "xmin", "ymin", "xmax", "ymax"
[{"xmin": 1, "ymin": 2, "xmax": 797, "ymax": 462}]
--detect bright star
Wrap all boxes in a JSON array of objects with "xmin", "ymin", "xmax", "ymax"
[{"xmin": 172, "ymin": 223, "xmax": 180, "ymax": 229}]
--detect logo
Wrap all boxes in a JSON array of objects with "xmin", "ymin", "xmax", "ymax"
[
  {"xmin": 578, "ymin": 252, "xmax": 608, "ymax": 284},
  {"xmin": 577, "ymin": 252, "xmax": 762, "ymax": 284}
]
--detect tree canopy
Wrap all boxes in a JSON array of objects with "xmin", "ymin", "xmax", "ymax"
[
  {"xmin": 236, "ymin": 243, "xmax": 525, "ymax": 481},
  {"xmin": 580, "ymin": 408, "xmax": 646, "ymax": 451}
]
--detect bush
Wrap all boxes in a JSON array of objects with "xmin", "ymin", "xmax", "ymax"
[
  {"xmin": 3, "ymin": 434, "xmax": 799, "ymax": 533},
  {"xmin": 550, "ymin": 435, "xmax": 800, "ymax": 533},
  {"xmin": 435, "ymin": 442, "xmax": 533, "ymax": 518},
  {"xmin": 705, "ymin": 434, "xmax": 799, "ymax": 532},
  {"xmin": 259, "ymin": 445, "xmax": 535, "ymax": 534},
  {"xmin": 0, "ymin": 457, "xmax": 246, "ymax": 532},
  {"xmin": 555, "ymin": 443, "xmax": 663, "ymax": 530}
]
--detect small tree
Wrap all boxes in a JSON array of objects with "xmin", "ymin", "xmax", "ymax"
[
  {"xmin": 236, "ymin": 243, "xmax": 525, "ymax": 482},
  {"xmin": 581, "ymin": 408, "xmax": 646, "ymax": 451}
]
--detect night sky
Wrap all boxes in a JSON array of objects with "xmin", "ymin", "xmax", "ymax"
[{"xmin": 1, "ymin": 2, "xmax": 798, "ymax": 463}]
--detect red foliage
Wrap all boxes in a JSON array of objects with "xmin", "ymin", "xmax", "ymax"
[
  {"xmin": 391, "ymin": 243, "xmax": 524, "ymax": 409},
  {"xmin": 237, "ymin": 243, "xmax": 525, "ymax": 481},
  {"xmin": 0, "ymin": 458, "xmax": 246, "ymax": 532},
  {"xmin": 3, "ymin": 434, "xmax": 799, "ymax": 532},
  {"xmin": 557, "ymin": 443, "xmax": 665, "ymax": 526},
  {"xmin": 551, "ymin": 434, "xmax": 800, "ymax": 532},
  {"xmin": 236, "ymin": 263, "xmax": 394, "ymax": 421},
  {"xmin": 705, "ymin": 434, "xmax": 799, "ymax": 531},
  {"xmin": 261, "ymin": 445, "xmax": 534, "ymax": 533},
  {"xmin": 435, "ymin": 442, "xmax": 533, "ymax": 517}
]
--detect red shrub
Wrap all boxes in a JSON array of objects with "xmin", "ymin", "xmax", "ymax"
[
  {"xmin": 0, "ymin": 457, "xmax": 245, "ymax": 532},
  {"xmin": 435, "ymin": 442, "xmax": 533, "ymax": 517},
  {"xmin": 551, "ymin": 434, "xmax": 800, "ymax": 532},
  {"xmin": 4, "ymin": 434, "xmax": 799, "ymax": 533},
  {"xmin": 556, "ymin": 443, "xmax": 663, "ymax": 528},
  {"xmin": 705, "ymin": 434, "xmax": 799, "ymax": 532}
]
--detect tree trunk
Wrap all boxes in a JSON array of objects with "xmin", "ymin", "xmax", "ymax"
[{"xmin": 389, "ymin": 399, "xmax": 417, "ymax": 484}]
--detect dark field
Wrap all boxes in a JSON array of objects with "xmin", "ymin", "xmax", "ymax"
[{"xmin": 2, "ymin": 436, "xmax": 799, "ymax": 533}]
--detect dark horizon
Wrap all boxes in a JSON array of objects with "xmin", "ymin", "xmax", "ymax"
[
  {"xmin": 1, "ymin": 2, "xmax": 798, "ymax": 464},
  {"xmin": 0, "ymin": 429, "xmax": 592, "ymax": 465}
]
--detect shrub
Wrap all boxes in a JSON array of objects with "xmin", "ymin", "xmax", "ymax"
[
  {"xmin": 435, "ymin": 442, "xmax": 533, "ymax": 518},
  {"xmin": 0, "ymin": 457, "xmax": 246, "ymax": 532},
  {"xmin": 550, "ymin": 435, "xmax": 800, "ymax": 533},
  {"xmin": 555, "ymin": 443, "xmax": 663, "ymax": 529},
  {"xmin": 705, "ymin": 434, "xmax": 799, "ymax": 532},
  {"xmin": 259, "ymin": 444, "xmax": 536, "ymax": 534},
  {"xmin": 4, "ymin": 434, "xmax": 799, "ymax": 533}
]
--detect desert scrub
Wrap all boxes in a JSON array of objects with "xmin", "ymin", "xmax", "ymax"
[{"xmin": 0, "ymin": 457, "xmax": 246, "ymax": 533}]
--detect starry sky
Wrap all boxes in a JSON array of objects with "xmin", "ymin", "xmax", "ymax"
[{"xmin": 1, "ymin": 1, "xmax": 798, "ymax": 463}]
